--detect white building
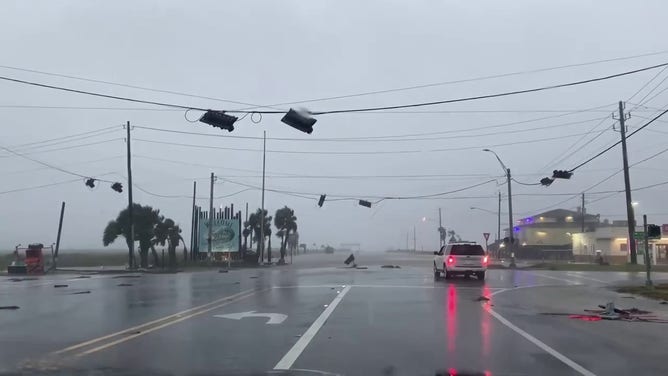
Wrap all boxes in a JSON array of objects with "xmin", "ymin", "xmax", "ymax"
[{"xmin": 571, "ymin": 222, "xmax": 668, "ymax": 265}]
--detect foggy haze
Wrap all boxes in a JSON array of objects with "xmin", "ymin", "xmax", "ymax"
[{"xmin": 2, "ymin": 0, "xmax": 668, "ymax": 253}]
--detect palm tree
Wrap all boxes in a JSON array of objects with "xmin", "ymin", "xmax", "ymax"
[
  {"xmin": 103, "ymin": 204, "xmax": 161, "ymax": 268},
  {"xmin": 153, "ymin": 218, "xmax": 186, "ymax": 270},
  {"xmin": 247, "ymin": 209, "xmax": 272, "ymax": 264},
  {"xmin": 274, "ymin": 206, "xmax": 297, "ymax": 264}
]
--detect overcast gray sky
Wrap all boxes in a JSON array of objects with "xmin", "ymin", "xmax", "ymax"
[{"xmin": 2, "ymin": 0, "xmax": 668, "ymax": 252}]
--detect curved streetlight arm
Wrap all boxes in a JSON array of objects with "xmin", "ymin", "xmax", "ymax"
[{"xmin": 483, "ymin": 149, "xmax": 508, "ymax": 174}]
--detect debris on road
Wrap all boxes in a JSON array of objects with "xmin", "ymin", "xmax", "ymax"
[
  {"xmin": 381, "ymin": 265, "xmax": 401, "ymax": 269},
  {"xmin": 70, "ymin": 290, "xmax": 91, "ymax": 295},
  {"xmin": 218, "ymin": 270, "xmax": 229, "ymax": 273},
  {"xmin": 0, "ymin": 305, "xmax": 20, "ymax": 310},
  {"xmin": 117, "ymin": 283, "xmax": 133, "ymax": 287},
  {"xmin": 7, "ymin": 277, "xmax": 38, "ymax": 282},
  {"xmin": 72, "ymin": 275, "xmax": 91, "ymax": 279},
  {"xmin": 344, "ymin": 254, "xmax": 357, "ymax": 268},
  {"xmin": 54, "ymin": 284, "xmax": 68, "ymax": 288},
  {"xmin": 475, "ymin": 296, "xmax": 490, "ymax": 302},
  {"xmin": 542, "ymin": 302, "xmax": 668, "ymax": 323},
  {"xmin": 356, "ymin": 266, "xmax": 368, "ymax": 269},
  {"xmin": 660, "ymin": 301, "xmax": 668, "ymax": 305},
  {"xmin": 249, "ymin": 276, "xmax": 259, "ymax": 279}
]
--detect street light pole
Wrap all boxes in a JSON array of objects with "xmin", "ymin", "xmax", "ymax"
[
  {"xmin": 497, "ymin": 192, "xmax": 501, "ymax": 242},
  {"xmin": 506, "ymin": 168, "xmax": 515, "ymax": 267},
  {"xmin": 483, "ymin": 149, "xmax": 515, "ymax": 267}
]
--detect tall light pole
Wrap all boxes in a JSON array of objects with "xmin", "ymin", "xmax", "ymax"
[{"xmin": 483, "ymin": 149, "xmax": 515, "ymax": 267}]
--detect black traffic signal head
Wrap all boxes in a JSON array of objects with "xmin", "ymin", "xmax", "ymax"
[
  {"xmin": 199, "ymin": 110, "xmax": 238, "ymax": 132},
  {"xmin": 111, "ymin": 182, "xmax": 123, "ymax": 193},
  {"xmin": 648, "ymin": 224, "xmax": 661, "ymax": 239},
  {"xmin": 358, "ymin": 200, "xmax": 372, "ymax": 208},
  {"xmin": 318, "ymin": 194, "xmax": 326, "ymax": 207},
  {"xmin": 540, "ymin": 177, "xmax": 555, "ymax": 186},
  {"xmin": 85, "ymin": 178, "xmax": 95, "ymax": 188},
  {"xmin": 552, "ymin": 170, "xmax": 573, "ymax": 179},
  {"xmin": 281, "ymin": 108, "xmax": 316, "ymax": 134}
]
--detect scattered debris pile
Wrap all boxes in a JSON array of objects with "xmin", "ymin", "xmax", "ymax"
[{"xmin": 571, "ymin": 302, "xmax": 668, "ymax": 323}]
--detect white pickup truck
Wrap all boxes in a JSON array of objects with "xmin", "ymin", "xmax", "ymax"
[{"xmin": 433, "ymin": 242, "xmax": 488, "ymax": 280}]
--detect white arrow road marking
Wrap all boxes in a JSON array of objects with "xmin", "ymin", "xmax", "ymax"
[{"xmin": 214, "ymin": 311, "xmax": 287, "ymax": 325}]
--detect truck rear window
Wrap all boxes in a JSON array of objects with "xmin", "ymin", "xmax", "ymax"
[{"xmin": 449, "ymin": 245, "xmax": 485, "ymax": 255}]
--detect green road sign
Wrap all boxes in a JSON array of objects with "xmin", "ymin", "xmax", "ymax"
[{"xmin": 634, "ymin": 232, "xmax": 645, "ymax": 240}]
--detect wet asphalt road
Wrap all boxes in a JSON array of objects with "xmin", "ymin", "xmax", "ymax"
[{"xmin": 1, "ymin": 252, "xmax": 668, "ymax": 376}]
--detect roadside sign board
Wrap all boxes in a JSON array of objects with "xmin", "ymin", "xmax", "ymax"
[
  {"xmin": 199, "ymin": 218, "xmax": 241, "ymax": 252},
  {"xmin": 483, "ymin": 233, "xmax": 490, "ymax": 241},
  {"xmin": 634, "ymin": 232, "xmax": 645, "ymax": 240}
]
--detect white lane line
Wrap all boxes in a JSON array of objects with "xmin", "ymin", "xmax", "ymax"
[
  {"xmin": 484, "ymin": 304, "xmax": 597, "ymax": 376},
  {"xmin": 274, "ymin": 286, "xmax": 352, "ymax": 370},
  {"xmin": 565, "ymin": 272, "xmax": 608, "ymax": 284}
]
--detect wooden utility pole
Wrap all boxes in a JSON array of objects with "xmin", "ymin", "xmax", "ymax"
[
  {"xmin": 618, "ymin": 101, "xmax": 637, "ymax": 264},
  {"xmin": 208, "ymin": 172, "xmax": 215, "ymax": 259},
  {"xmin": 126, "ymin": 121, "xmax": 135, "ymax": 269},
  {"xmin": 53, "ymin": 202, "xmax": 65, "ymax": 270},
  {"xmin": 581, "ymin": 193, "xmax": 586, "ymax": 233},
  {"xmin": 189, "ymin": 181, "xmax": 196, "ymax": 261},
  {"xmin": 260, "ymin": 131, "xmax": 267, "ymax": 263}
]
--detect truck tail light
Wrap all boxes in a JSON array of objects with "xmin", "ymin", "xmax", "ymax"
[
  {"xmin": 447, "ymin": 256, "xmax": 455, "ymax": 265},
  {"xmin": 483, "ymin": 255, "xmax": 488, "ymax": 265}
]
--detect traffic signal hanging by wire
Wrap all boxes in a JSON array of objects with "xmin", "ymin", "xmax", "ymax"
[
  {"xmin": 281, "ymin": 108, "xmax": 317, "ymax": 134},
  {"xmin": 85, "ymin": 178, "xmax": 95, "ymax": 188},
  {"xmin": 552, "ymin": 170, "xmax": 573, "ymax": 179},
  {"xmin": 111, "ymin": 182, "xmax": 123, "ymax": 193},
  {"xmin": 540, "ymin": 177, "xmax": 555, "ymax": 186},
  {"xmin": 199, "ymin": 110, "xmax": 238, "ymax": 132},
  {"xmin": 358, "ymin": 200, "xmax": 372, "ymax": 208},
  {"xmin": 318, "ymin": 194, "xmax": 326, "ymax": 207}
]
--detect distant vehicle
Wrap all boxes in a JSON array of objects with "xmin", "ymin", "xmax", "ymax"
[{"xmin": 433, "ymin": 242, "xmax": 487, "ymax": 280}]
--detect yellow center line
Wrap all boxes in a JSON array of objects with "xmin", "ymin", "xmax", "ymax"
[{"xmin": 75, "ymin": 290, "xmax": 259, "ymax": 357}]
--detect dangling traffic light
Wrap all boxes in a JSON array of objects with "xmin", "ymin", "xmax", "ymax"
[
  {"xmin": 552, "ymin": 170, "xmax": 573, "ymax": 179},
  {"xmin": 199, "ymin": 110, "xmax": 238, "ymax": 132},
  {"xmin": 318, "ymin": 194, "xmax": 326, "ymax": 207},
  {"xmin": 540, "ymin": 177, "xmax": 555, "ymax": 186},
  {"xmin": 358, "ymin": 200, "xmax": 372, "ymax": 208},
  {"xmin": 85, "ymin": 178, "xmax": 96, "ymax": 188},
  {"xmin": 111, "ymin": 182, "xmax": 123, "ymax": 193},
  {"xmin": 281, "ymin": 108, "xmax": 317, "ymax": 134}
]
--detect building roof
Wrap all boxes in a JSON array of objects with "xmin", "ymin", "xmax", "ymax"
[{"xmin": 533, "ymin": 209, "xmax": 599, "ymax": 220}]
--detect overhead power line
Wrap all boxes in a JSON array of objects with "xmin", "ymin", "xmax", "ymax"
[
  {"xmin": 133, "ymin": 116, "xmax": 606, "ymax": 143},
  {"xmin": 132, "ymin": 130, "xmax": 597, "ymax": 156},
  {"xmin": 0, "ymin": 178, "xmax": 82, "ymax": 195},
  {"xmin": 568, "ymin": 104, "xmax": 668, "ymax": 172},
  {"xmin": 4, "ymin": 49, "xmax": 668, "ymax": 111},
  {"xmin": 1, "ymin": 63, "xmax": 666, "ymax": 115},
  {"xmin": 310, "ymin": 63, "xmax": 668, "ymax": 114},
  {"xmin": 0, "ymin": 143, "xmax": 116, "ymax": 183}
]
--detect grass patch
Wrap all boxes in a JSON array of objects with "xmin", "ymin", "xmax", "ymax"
[
  {"xmin": 616, "ymin": 284, "xmax": 668, "ymax": 301},
  {"xmin": 524, "ymin": 262, "xmax": 668, "ymax": 272}
]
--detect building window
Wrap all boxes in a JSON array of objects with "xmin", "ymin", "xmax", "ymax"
[{"xmin": 620, "ymin": 243, "xmax": 627, "ymax": 252}]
